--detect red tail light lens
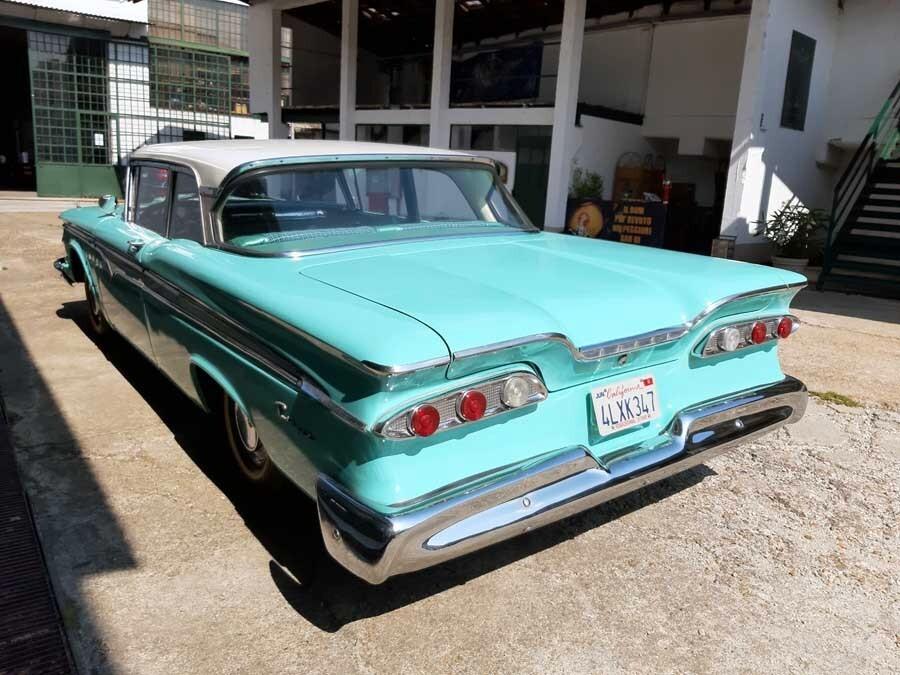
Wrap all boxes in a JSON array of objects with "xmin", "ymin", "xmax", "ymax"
[
  {"xmin": 458, "ymin": 390, "xmax": 487, "ymax": 421},
  {"xmin": 777, "ymin": 317, "xmax": 794, "ymax": 339},
  {"xmin": 379, "ymin": 372, "xmax": 548, "ymax": 440},
  {"xmin": 750, "ymin": 321, "xmax": 768, "ymax": 344},
  {"xmin": 410, "ymin": 405, "xmax": 440, "ymax": 437}
]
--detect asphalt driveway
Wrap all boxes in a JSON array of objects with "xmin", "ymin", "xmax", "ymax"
[{"xmin": 0, "ymin": 205, "xmax": 898, "ymax": 673}]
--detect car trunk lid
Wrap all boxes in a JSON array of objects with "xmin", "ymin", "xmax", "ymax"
[{"xmin": 299, "ymin": 233, "xmax": 799, "ymax": 389}]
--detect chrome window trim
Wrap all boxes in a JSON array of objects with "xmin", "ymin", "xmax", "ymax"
[
  {"xmin": 128, "ymin": 159, "xmax": 209, "ymax": 245},
  {"xmin": 210, "ymin": 157, "xmax": 538, "ymax": 257}
]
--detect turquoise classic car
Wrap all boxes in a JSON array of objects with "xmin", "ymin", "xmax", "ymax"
[{"xmin": 55, "ymin": 140, "xmax": 808, "ymax": 584}]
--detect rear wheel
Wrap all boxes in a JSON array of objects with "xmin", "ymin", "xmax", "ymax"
[
  {"xmin": 223, "ymin": 395, "xmax": 278, "ymax": 486},
  {"xmin": 84, "ymin": 279, "xmax": 109, "ymax": 337}
]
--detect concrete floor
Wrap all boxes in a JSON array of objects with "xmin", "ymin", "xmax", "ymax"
[{"xmin": 0, "ymin": 210, "xmax": 898, "ymax": 674}]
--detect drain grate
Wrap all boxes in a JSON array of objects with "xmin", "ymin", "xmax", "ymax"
[{"xmin": 0, "ymin": 420, "xmax": 74, "ymax": 675}]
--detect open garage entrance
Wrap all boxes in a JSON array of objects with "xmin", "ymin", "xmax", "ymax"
[{"xmin": 0, "ymin": 26, "xmax": 35, "ymax": 192}]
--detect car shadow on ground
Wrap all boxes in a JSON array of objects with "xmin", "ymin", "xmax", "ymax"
[
  {"xmin": 58, "ymin": 299, "xmax": 715, "ymax": 633},
  {"xmin": 796, "ymin": 288, "xmax": 900, "ymax": 324}
]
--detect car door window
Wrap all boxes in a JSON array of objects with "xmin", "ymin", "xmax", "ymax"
[
  {"xmin": 134, "ymin": 166, "xmax": 171, "ymax": 236},
  {"xmin": 168, "ymin": 171, "xmax": 204, "ymax": 242}
]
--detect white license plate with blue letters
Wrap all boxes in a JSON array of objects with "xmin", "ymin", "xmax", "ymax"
[{"xmin": 591, "ymin": 374, "xmax": 660, "ymax": 436}]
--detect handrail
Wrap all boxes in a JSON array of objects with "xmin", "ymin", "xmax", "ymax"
[{"xmin": 822, "ymin": 77, "xmax": 900, "ymax": 285}]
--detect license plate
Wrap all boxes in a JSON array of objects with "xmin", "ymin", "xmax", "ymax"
[{"xmin": 591, "ymin": 374, "xmax": 660, "ymax": 436}]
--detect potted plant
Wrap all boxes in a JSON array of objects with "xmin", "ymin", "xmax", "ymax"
[
  {"xmin": 570, "ymin": 162, "xmax": 605, "ymax": 201},
  {"xmin": 757, "ymin": 202, "xmax": 828, "ymax": 274},
  {"xmin": 565, "ymin": 161, "xmax": 606, "ymax": 238}
]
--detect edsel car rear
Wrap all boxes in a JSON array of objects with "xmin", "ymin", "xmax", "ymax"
[{"xmin": 54, "ymin": 140, "xmax": 808, "ymax": 584}]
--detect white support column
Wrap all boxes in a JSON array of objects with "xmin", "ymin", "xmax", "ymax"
[
  {"xmin": 720, "ymin": 0, "xmax": 771, "ymax": 258},
  {"xmin": 248, "ymin": 0, "xmax": 288, "ymax": 139},
  {"xmin": 339, "ymin": 0, "xmax": 359, "ymax": 141},
  {"xmin": 543, "ymin": 0, "xmax": 586, "ymax": 230},
  {"xmin": 429, "ymin": 0, "xmax": 455, "ymax": 148}
]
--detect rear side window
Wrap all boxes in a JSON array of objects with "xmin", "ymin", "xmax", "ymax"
[
  {"xmin": 168, "ymin": 172, "xmax": 203, "ymax": 243},
  {"xmin": 134, "ymin": 166, "xmax": 170, "ymax": 236}
]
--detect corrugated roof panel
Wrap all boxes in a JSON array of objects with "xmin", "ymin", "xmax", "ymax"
[{"xmin": 4, "ymin": 0, "xmax": 148, "ymax": 23}]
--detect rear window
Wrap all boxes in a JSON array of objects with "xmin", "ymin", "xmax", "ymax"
[{"xmin": 218, "ymin": 162, "xmax": 533, "ymax": 254}]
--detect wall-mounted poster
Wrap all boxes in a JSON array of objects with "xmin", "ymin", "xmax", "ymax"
[
  {"xmin": 566, "ymin": 198, "xmax": 667, "ymax": 248},
  {"xmin": 451, "ymin": 44, "xmax": 543, "ymax": 103}
]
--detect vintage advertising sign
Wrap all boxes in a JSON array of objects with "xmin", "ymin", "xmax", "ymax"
[{"xmin": 566, "ymin": 198, "xmax": 667, "ymax": 248}]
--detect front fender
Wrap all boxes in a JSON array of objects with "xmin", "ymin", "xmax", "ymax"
[{"xmin": 65, "ymin": 237, "xmax": 93, "ymax": 288}]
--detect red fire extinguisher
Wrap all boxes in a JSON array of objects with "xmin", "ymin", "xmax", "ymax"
[{"xmin": 662, "ymin": 178, "xmax": 672, "ymax": 205}]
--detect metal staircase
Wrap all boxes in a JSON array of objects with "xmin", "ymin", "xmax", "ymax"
[{"xmin": 819, "ymin": 80, "xmax": 900, "ymax": 299}]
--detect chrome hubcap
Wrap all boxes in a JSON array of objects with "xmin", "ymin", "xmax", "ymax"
[{"xmin": 233, "ymin": 404, "xmax": 264, "ymax": 467}]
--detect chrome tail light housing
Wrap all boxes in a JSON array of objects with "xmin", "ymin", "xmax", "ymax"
[
  {"xmin": 700, "ymin": 315, "xmax": 799, "ymax": 357},
  {"xmin": 377, "ymin": 372, "xmax": 547, "ymax": 439}
]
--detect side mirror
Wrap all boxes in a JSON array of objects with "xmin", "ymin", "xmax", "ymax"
[{"xmin": 98, "ymin": 194, "xmax": 117, "ymax": 214}]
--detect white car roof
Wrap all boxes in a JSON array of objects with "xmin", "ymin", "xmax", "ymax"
[{"xmin": 130, "ymin": 139, "xmax": 480, "ymax": 188}]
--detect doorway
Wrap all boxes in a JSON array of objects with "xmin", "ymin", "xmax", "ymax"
[
  {"xmin": 0, "ymin": 26, "xmax": 35, "ymax": 191},
  {"xmin": 513, "ymin": 132, "xmax": 551, "ymax": 228}
]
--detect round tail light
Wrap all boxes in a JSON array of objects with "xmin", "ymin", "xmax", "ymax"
[
  {"xmin": 501, "ymin": 376, "xmax": 532, "ymax": 408},
  {"xmin": 750, "ymin": 321, "xmax": 768, "ymax": 345},
  {"xmin": 458, "ymin": 390, "xmax": 487, "ymax": 421},
  {"xmin": 409, "ymin": 405, "xmax": 440, "ymax": 437},
  {"xmin": 777, "ymin": 317, "xmax": 794, "ymax": 339}
]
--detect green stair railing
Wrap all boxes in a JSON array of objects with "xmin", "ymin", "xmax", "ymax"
[{"xmin": 820, "ymin": 77, "xmax": 900, "ymax": 288}]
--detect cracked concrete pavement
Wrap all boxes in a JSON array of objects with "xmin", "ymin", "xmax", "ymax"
[{"xmin": 0, "ymin": 208, "xmax": 897, "ymax": 674}]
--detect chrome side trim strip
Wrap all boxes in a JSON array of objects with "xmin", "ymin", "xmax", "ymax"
[
  {"xmin": 230, "ymin": 297, "xmax": 451, "ymax": 378},
  {"xmin": 140, "ymin": 272, "xmax": 369, "ymax": 432},
  {"xmin": 452, "ymin": 282, "xmax": 807, "ymax": 364},
  {"xmin": 317, "ymin": 376, "xmax": 808, "ymax": 584},
  {"xmin": 62, "ymin": 223, "xmax": 368, "ymax": 432}
]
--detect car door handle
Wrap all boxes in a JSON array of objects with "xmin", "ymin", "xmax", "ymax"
[{"xmin": 126, "ymin": 240, "xmax": 146, "ymax": 256}]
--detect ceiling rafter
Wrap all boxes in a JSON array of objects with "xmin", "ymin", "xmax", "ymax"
[{"xmin": 285, "ymin": 0, "xmax": 744, "ymax": 58}]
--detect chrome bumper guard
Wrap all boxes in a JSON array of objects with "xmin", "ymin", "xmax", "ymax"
[{"xmin": 317, "ymin": 376, "xmax": 807, "ymax": 584}]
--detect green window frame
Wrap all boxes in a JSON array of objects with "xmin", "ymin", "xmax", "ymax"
[
  {"xmin": 149, "ymin": 0, "xmax": 248, "ymax": 53},
  {"xmin": 28, "ymin": 32, "xmax": 111, "ymax": 166}
]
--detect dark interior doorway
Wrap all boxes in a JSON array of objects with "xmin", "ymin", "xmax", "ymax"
[
  {"xmin": 513, "ymin": 132, "xmax": 551, "ymax": 228},
  {"xmin": 0, "ymin": 26, "xmax": 35, "ymax": 191}
]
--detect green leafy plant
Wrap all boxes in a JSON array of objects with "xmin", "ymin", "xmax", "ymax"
[
  {"xmin": 757, "ymin": 202, "xmax": 828, "ymax": 258},
  {"xmin": 570, "ymin": 162, "xmax": 604, "ymax": 200}
]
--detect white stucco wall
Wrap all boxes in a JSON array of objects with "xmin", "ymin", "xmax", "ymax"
[
  {"xmin": 720, "ymin": 0, "xmax": 840, "ymax": 259},
  {"xmin": 824, "ymin": 0, "xmax": 900, "ymax": 147},
  {"xmin": 642, "ymin": 15, "xmax": 750, "ymax": 152},
  {"xmin": 230, "ymin": 116, "xmax": 269, "ymax": 139},
  {"xmin": 571, "ymin": 115, "xmax": 654, "ymax": 200},
  {"xmin": 579, "ymin": 25, "xmax": 652, "ymax": 115}
]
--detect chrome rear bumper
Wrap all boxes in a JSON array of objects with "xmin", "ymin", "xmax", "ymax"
[{"xmin": 317, "ymin": 376, "xmax": 807, "ymax": 584}]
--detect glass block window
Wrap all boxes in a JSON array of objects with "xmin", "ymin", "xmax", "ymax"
[
  {"xmin": 149, "ymin": 0, "xmax": 248, "ymax": 53},
  {"xmin": 109, "ymin": 41, "xmax": 231, "ymax": 159},
  {"xmin": 280, "ymin": 26, "xmax": 293, "ymax": 107},
  {"xmin": 150, "ymin": 44, "xmax": 231, "ymax": 116},
  {"xmin": 149, "ymin": 44, "xmax": 232, "ymax": 143},
  {"xmin": 28, "ymin": 32, "xmax": 110, "ymax": 165},
  {"xmin": 231, "ymin": 57, "xmax": 249, "ymax": 115},
  {"xmin": 149, "ymin": 0, "xmax": 182, "ymax": 41}
]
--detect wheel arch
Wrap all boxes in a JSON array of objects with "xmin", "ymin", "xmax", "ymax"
[
  {"xmin": 66, "ymin": 239, "xmax": 90, "ymax": 285},
  {"xmin": 188, "ymin": 356, "xmax": 250, "ymax": 417}
]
